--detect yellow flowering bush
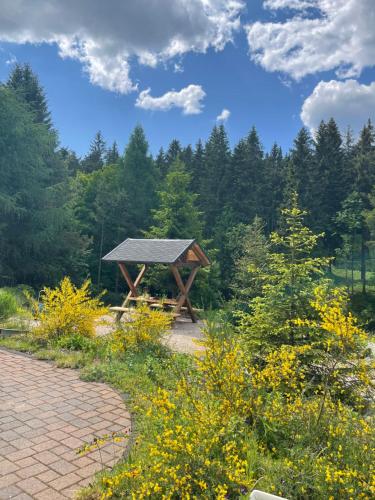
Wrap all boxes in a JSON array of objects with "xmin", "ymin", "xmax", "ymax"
[
  {"xmin": 294, "ymin": 286, "xmax": 374, "ymax": 407},
  {"xmin": 31, "ymin": 277, "xmax": 107, "ymax": 341},
  {"xmin": 111, "ymin": 304, "xmax": 172, "ymax": 352},
  {"xmin": 97, "ymin": 296, "xmax": 374, "ymax": 500}
]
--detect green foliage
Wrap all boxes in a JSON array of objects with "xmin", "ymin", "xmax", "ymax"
[
  {"xmin": 0, "ymin": 289, "xmax": 19, "ymax": 322},
  {"xmin": 81, "ymin": 131, "xmax": 106, "ymax": 173},
  {"xmin": 147, "ymin": 159, "xmax": 204, "ymax": 240},
  {"xmin": 0, "ymin": 85, "xmax": 88, "ymax": 288},
  {"xmin": 238, "ymin": 193, "xmax": 330, "ymax": 348},
  {"xmin": 121, "ymin": 125, "xmax": 157, "ymax": 234},
  {"xmin": 7, "ymin": 63, "xmax": 52, "ymax": 128},
  {"xmin": 230, "ymin": 216, "xmax": 270, "ymax": 305}
]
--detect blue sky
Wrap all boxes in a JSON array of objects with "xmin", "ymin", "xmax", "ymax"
[{"xmin": 0, "ymin": 0, "xmax": 374, "ymax": 157}]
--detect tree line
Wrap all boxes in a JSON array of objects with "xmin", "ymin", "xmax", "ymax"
[{"xmin": 1, "ymin": 64, "xmax": 375, "ymax": 304}]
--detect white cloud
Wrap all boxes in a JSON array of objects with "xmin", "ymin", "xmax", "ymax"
[
  {"xmin": 135, "ymin": 85, "xmax": 206, "ymax": 115},
  {"xmin": 246, "ymin": 0, "xmax": 375, "ymax": 80},
  {"xmin": 216, "ymin": 108, "xmax": 231, "ymax": 122},
  {"xmin": 0, "ymin": 0, "xmax": 244, "ymax": 93},
  {"xmin": 301, "ymin": 79, "xmax": 375, "ymax": 134},
  {"xmin": 264, "ymin": 0, "xmax": 315, "ymax": 8}
]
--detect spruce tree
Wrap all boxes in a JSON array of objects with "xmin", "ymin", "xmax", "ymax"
[
  {"xmin": 190, "ymin": 139, "xmax": 204, "ymax": 194},
  {"xmin": 200, "ymin": 125, "xmax": 231, "ymax": 232},
  {"xmin": 165, "ymin": 139, "xmax": 182, "ymax": 168},
  {"xmin": 180, "ymin": 145, "xmax": 194, "ymax": 172},
  {"xmin": 262, "ymin": 143, "xmax": 285, "ymax": 232},
  {"xmin": 227, "ymin": 127, "xmax": 264, "ymax": 225},
  {"xmin": 81, "ymin": 131, "xmax": 106, "ymax": 173},
  {"xmin": 289, "ymin": 128, "xmax": 316, "ymax": 214},
  {"xmin": 121, "ymin": 125, "xmax": 156, "ymax": 235},
  {"xmin": 105, "ymin": 141, "xmax": 120, "ymax": 165},
  {"xmin": 0, "ymin": 86, "xmax": 87, "ymax": 287},
  {"xmin": 155, "ymin": 147, "xmax": 168, "ymax": 179},
  {"xmin": 238, "ymin": 193, "xmax": 330, "ymax": 348},
  {"xmin": 313, "ymin": 119, "xmax": 346, "ymax": 254},
  {"xmin": 7, "ymin": 63, "xmax": 51, "ymax": 128},
  {"xmin": 59, "ymin": 147, "xmax": 81, "ymax": 176},
  {"xmin": 147, "ymin": 160, "xmax": 203, "ymax": 240},
  {"xmin": 352, "ymin": 120, "xmax": 375, "ymax": 293}
]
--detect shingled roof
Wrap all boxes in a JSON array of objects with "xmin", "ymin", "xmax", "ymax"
[{"xmin": 102, "ymin": 238, "xmax": 201, "ymax": 265}]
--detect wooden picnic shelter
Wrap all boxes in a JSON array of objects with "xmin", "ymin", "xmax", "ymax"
[{"xmin": 102, "ymin": 238, "xmax": 210, "ymax": 323}]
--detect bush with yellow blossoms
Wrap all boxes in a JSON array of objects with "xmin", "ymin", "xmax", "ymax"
[
  {"xmin": 31, "ymin": 277, "xmax": 107, "ymax": 341},
  {"xmin": 111, "ymin": 304, "xmax": 172, "ymax": 352},
  {"xmin": 96, "ymin": 292, "xmax": 374, "ymax": 500},
  {"xmin": 88, "ymin": 199, "xmax": 374, "ymax": 499}
]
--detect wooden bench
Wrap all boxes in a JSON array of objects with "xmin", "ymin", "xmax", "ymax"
[{"xmin": 110, "ymin": 305, "xmax": 180, "ymax": 319}]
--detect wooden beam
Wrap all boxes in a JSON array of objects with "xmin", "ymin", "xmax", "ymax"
[
  {"xmin": 118, "ymin": 263, "xmax": 138, "ymax": 296},
  {"xmin": 116, "ymin": 264, "xmax": 147, "ymax": 321},
  {"xmin": 191, "ymin": 243, "xmax": 210, "ymax": 266},
  {"xmin": 170, "ymin": 265, "xmax": 199, "ymax": 322}
]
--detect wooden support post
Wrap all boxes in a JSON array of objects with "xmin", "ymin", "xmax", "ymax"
[
  {"xmin": 116, "ymin": 263, "xmax": 147, "ymax": 321},
  {"xmin": 170, "ymin": 265, "xmax": 199, "ymax": 323}
]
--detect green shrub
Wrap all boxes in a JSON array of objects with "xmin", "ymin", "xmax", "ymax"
[{"xmin": 0, "ymin": 289, "xmax": 19, "ymax": 322}]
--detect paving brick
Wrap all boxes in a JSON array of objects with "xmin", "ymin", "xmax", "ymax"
[
  {"xmin": 49, "ymin": 472, "xmax": 81, "ymax": 491},
  {"xmin": 0, "ymin": 485, "xmax": 23, "ymax": 498},
  {"xmin": 17, "ymin": 477, "xmax": 46, "ymax": 495},
  {"xmin": 76, "ymin": 462, "xmax": 103, "ymax": 478},
  {"xmin": 0, "ymin": 472, "xmax": 19, "ymax": 488},
  {"xmin": 33, "ymin": 440, "xmax": 59, "ymax": 452},
  {"xmin": 0, "ymin": 349, "xmax": 129, "ymax": 499},
  {"xmin": 0, "ymin": 458, "xmax": 19, "ymax": 475},
  {"xmin": 17, "ymin": 462, "xmax": 48, "ymax": 479},
  {"xmin": 9, "ymin": 437, "xmax": 35, "ymax": 450},
  {"xmin": 37, "ymin": 469, "xmax": 61, "ymax": 483},
  {"xmin": 6, "ymin": 448, "xmax": 35, "ymax": 462},
  {"xmin": 33, "ymin": 488, "xmax": 67, "ymax": 500},
  {"xmin": 15, "ymin": 456, "xmax": 38, "ymax": 468},
  {"xmin": 13, "ymin": 493, "xmax": 34, "ymax": 500},
  {"xmin": 49, "ymin": 459, "xmax": 77, "ymax": 475}
]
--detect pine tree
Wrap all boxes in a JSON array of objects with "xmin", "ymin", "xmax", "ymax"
[
  {"xmin": 7, "ymin": 63, "xmax": 51, "ymax": 128},
  {"xmin": 145, "ymin": 160, "xmax": 220, "ymax": 306},
  {"xmin": 81, "ymin": 131, "xmax": 106, "ymax": 173}
]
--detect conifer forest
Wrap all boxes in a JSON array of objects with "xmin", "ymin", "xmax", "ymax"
[{"xmin": 2, "ymin": 64, "xmax": 375, "ymax": 312}]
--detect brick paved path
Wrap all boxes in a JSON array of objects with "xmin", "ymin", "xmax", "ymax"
[{"xmin": 0, "ymin": 350, "xmax": 131, "ymax": 499}]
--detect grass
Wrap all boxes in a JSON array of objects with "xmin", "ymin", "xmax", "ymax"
[{"xmin": 330, "ymin": 265, "xmax": 375, "ymax": 292}]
